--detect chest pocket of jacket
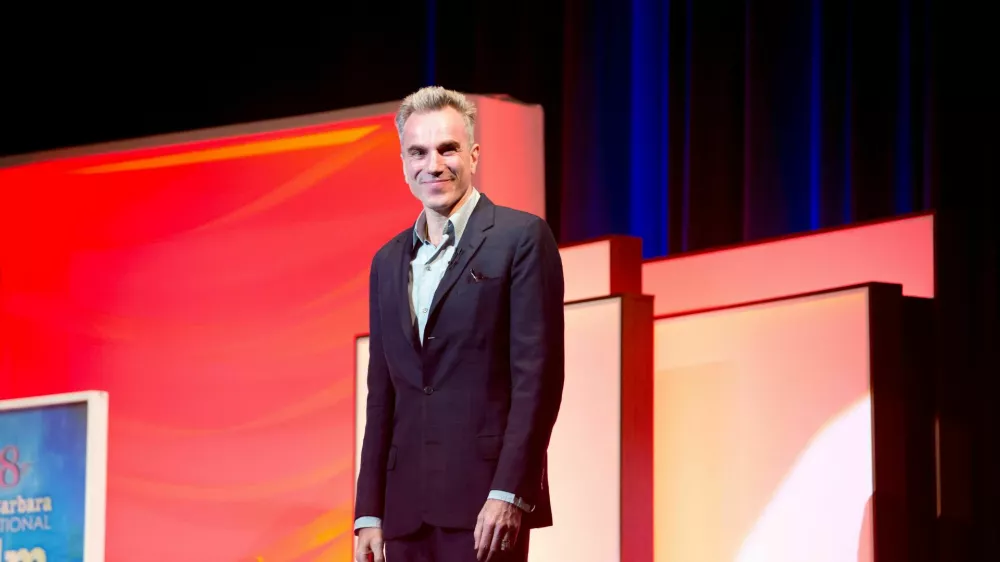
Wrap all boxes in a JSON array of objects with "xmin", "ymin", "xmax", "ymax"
[
  {"xmin": 467, "ymin": 276, "xmax": 505, "ymax": 318},
  {"xmin": 463, "ymin": 271, "xmax": 504, "ymax": 287}
]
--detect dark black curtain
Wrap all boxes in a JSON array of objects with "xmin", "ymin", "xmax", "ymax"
[
  {"xmin": 2, "ymin": 0, "xmax": 997, "ymax": 558},
  {"xmin": 933, "ymin": 0, "xmax": 1000, "ymax": 557}
]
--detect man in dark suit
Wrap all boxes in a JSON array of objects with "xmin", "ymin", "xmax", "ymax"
[{"xmin": 353, "ymin": 86, "xmax": 565, "ymax": 562}]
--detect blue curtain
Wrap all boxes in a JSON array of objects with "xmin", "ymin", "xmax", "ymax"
[{"xmin": 558, "ymin": 0, "xmax": 934, "ymax": 258}]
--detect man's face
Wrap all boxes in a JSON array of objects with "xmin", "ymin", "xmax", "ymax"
[{"xmin": 400, "ymin": 106, "xmax": 480, "ymax": 215}]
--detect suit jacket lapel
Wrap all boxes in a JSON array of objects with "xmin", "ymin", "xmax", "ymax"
[
  {"xmin": 426, "ymin": 196, "xmax": 495, "ymax": 325},
  {"xmin": 394, "ymin": 234, "xmax": 422, "ymax": 357}
]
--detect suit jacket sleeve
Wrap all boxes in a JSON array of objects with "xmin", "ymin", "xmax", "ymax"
[
  {"xmin": 354, "ymin": 253, "xmax": 395, "ymax": 522},
  {"xmin": 491, "ymin": 217, "xmax": 566, "ymax": 504}
]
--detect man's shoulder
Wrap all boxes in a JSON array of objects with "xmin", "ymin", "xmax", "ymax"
[
  {"xmin": 491, "ymin": 204, "xmax": 552, "ymax": 238},
  {"xmin": 371, "ymin": 226, "xmax": 412, "ymax": 264}
]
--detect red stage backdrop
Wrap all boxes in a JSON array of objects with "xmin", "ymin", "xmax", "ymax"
[{"xmin": 0, "ymin": 100, "xmax": 545, "ymax": 561}]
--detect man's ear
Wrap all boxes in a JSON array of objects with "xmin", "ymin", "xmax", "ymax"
[{"xmin": 469, "ymin": 143, "xmax": 481, "ymax": 174}]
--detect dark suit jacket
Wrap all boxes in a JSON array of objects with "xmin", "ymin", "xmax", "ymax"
[{"xmin": 354, "ymin": 194, "xmax": 565, "ymax": 540}]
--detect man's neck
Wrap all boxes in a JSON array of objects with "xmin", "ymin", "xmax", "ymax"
[{"xmin": 424, "ymin": 188, "xmax": 472, "ymax": 245}]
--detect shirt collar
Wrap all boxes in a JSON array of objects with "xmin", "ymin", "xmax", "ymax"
[{"xmin": 412, "ymin": 187, "xmax": 481, "ymax": 247}]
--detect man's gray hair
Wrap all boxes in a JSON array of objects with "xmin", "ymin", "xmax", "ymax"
[{"xmin": 395, "ymin": 86, "xmax": 477, "ymax": 145}]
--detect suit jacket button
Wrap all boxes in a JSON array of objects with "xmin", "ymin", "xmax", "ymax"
[{"xmin": 423, "ymin": 386, "xmax": 434, "ymax": 395}]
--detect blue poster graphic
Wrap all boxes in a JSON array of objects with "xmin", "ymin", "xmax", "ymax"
[{"xmin": 0, "ymin": 402, "xmax": 88, "ymax": 562}]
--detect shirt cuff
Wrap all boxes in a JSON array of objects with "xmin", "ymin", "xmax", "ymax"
[
  {"xmin": 488, "ymin": 490, "xmax": 535, "ymax": 512},
  {"xmin": 354, "ymin": 516, "xmax": 382, "ymax": 532}
]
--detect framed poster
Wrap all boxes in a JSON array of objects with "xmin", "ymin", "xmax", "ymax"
[{"xmin": 0, "ymin": 391, "xmax": 108, "ymax": 562}]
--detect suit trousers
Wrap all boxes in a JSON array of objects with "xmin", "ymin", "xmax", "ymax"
[{"xmin": 385, "ymin": 523, "xmax": 530, "ymax": 562}]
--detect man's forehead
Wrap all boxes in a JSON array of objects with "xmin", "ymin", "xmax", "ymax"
[{"xmin": 402, "ymin": 109, "xmax": 468, "ymax": 140}]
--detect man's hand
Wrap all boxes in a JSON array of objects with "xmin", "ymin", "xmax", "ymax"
[
  {"xmin": 355, "ymin": 527, "xmax": 385, "ymax": 562},
  {"xmin": 474, "ymin": 499, "xmax": 523, "ymax": 561}
]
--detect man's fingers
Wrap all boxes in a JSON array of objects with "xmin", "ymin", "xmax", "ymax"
[
  {"xmin": 474, "ymin": 515, "xmax": 483, "ymax": 549},
  {"xmin": 355, "ymin": 532, "xmax": 384, "ymax": 562},
  {"xmin": 486, "ymin": 523, "xmax": 506, "ymax": 562},
  {"xmin": 477, "ymin": 521, "xmax": 495, "ymax": 561},
  {"xmin": 505, "ymin": 526, "xmax": 519, "ymax": 550},
  {"xmin": 354, "ymin": 538, "xmax": 370, "ymax": 562}
]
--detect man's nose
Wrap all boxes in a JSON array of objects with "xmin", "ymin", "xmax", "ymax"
[{"xmin": 428, "ymin": 151, "xmax": 446, "ymax": 172}]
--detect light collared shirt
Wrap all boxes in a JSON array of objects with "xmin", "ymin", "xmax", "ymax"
[
  {"xmin": 408, "ymin": 187, "xmax": 481, "ymax": 343},
  {"xmin": 354, "ymin": 188, "xmax": 532, "ymax": 533}
]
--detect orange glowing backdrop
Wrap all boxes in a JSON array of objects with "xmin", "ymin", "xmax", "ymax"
[{"xmin": 0, "ymin": 99, "xmax": 545, "ymax": 561}]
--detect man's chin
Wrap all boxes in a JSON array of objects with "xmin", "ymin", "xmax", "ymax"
[{"xmin": 422, "ymin": 194, "xmax": 458, "ymax": 213}]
